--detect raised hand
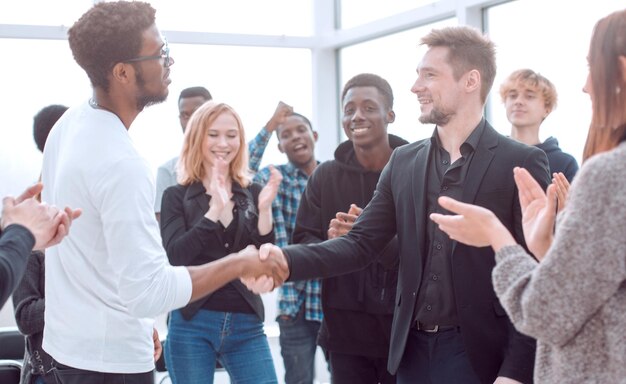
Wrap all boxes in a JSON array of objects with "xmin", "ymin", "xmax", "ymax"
[
  {"xmin": 552, "ymin": 172, "xmax": 570, "ymax": 213},
  {"xmin": 327, "ymin": 203, "xmax": 362, "ymax": 239},
  {"xmin": 265, "ymin": 101, "xmax": 294, "ymax": 134},
  {"xmin": 514, "ymin": 167, "xmax": 557, "ymax": 260},
  {"xmin": 258, "ymin": 166, "xmax": 282, "ymax": 212},
  {"xmin": 430, "ymin": 196, "xmax": 516, "ymax": 251}
]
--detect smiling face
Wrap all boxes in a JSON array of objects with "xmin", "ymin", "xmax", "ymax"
[
  {"xmin": 411, "ymin": 46, "xmax": 465, "ymax": 126},
  {"xmin": 132, "ymin": 24, "xmax": 172, "ymax": 110},
  {"xmin": 504, "ymin": 85, "xmax": 549, "ymax": 130},
  {"xmin": 277, "ymin": 114, "xmax": 317, "ymax": 169},
  {"xmin": 202, "ymin": 111, "xmax": 241, "ymax": 169},
  {"xmin": 342, "ymin": 86, "xmax": 394, "ymax": 149}
]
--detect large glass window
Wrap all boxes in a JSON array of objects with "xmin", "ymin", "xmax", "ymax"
[
  {"xmin": 340, "ymin": 18, "xmax": 456, "ymax": 144},
  {"xmin": 0, "ymin": 0, "xmax": 313, "ymax": 36},
  {"xmin": 0, "ymin": 38, "xmax": 311, "ymax": 198},
  {"xmin": 0, "ymin": 0, "xmax": 93, "ymax": 25},
  {"xmin": 340, "ymin": 0, "xmax": 438, "ymax": 29},
  {"xmin": 486, "ymin": 0, "xmax": 625, "ymax": 164}
]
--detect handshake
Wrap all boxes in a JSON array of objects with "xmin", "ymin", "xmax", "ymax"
[{"xmin": 238, "ymin": 243, "xmax": 291, "ymax": 294}]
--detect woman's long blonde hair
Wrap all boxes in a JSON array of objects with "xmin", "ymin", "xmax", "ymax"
[
  {"xmin": 583, "ymin": 9, "xmax": 626, "ymax": 161},
  {"xmin": 177, "ymin": 102, "xmax": 251, "ymax": 187}
]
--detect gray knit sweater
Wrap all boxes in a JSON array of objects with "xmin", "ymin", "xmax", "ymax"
[{"xmin": 493, "ymin": 142, "xmax": 626, "ymax": 384}]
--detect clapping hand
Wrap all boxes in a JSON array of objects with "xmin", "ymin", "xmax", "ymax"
[
  {"xmin": 327, "ymin": 204, "xmax": 362, "ymax": 239},
  {"xmin": 430, "ymin": 197, "xmax": 515, "ymax": 250},
  {"xmin": 514, "ymin": 167, "xmax": 557, "ymax": 260},
  {"xmin": 552, "ymin": 172, "xmax": 570, "ymax": 213},
  {"xmin": 1, "ymin": 183, "xmax": 82, "ymax": 250},
  {"xmin": 258, "ymin": 166, "xmax": 282, "ymax": 212}
]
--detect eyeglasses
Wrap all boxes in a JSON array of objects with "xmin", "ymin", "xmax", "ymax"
[{"xmin": 124, "ymin": 39, "xmax": 172, "ymax": 68}]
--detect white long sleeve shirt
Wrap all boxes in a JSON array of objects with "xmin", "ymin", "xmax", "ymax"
[{"xmin": 41, "ymin": 101, "xmax": 192, "ymax": 373}]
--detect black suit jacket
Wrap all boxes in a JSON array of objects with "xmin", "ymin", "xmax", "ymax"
[{"xmin": 284, "ymin": 122, "xmax": 550, "ymax": 383}]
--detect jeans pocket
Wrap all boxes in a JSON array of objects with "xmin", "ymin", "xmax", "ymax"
[{"xmin": 277, "ymin": 314, "xmax": 297, "ymax": 326}]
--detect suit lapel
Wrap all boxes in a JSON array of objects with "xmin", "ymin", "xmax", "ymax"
[
  {"xmin": 412, "ymin": 141, "xmax": 431, "ymax": 257},
  {"xmin": 451, "ymin": 122, "xmax": 498, "ymax": 257},
  {"xmin": 461, "ymin": 122, "xmax": 498, "ymax": 204}
]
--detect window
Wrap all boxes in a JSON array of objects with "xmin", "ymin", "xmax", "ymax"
[
  {"xmin": 340, "ymin": 0, "xmax": 438, "ymax": 29},
  {"xmin": 486, "ymin": 0, "xmax": 625, "ymax": 164}
]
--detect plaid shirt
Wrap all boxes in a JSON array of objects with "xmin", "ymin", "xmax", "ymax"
[{"xmin": 249, "ymin": 127, "xmax": 322, "ymax": 322}]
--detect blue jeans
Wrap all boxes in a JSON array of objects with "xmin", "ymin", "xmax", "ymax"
[
  {"xmin": 165, "ymin": 309, "xmax": 277, "ymax": 384},
  {"xmin": 277, "ymin": 309, "xmax": 322, "ymax": 384}
]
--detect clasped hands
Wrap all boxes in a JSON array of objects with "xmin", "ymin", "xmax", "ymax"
[
  {"xmin": 239, "ymin": 243, "xmax": 290, "ymax": 294},
  {"xmin": 1, "ymin": 183, "xmax": 81, "ymax": 250}
]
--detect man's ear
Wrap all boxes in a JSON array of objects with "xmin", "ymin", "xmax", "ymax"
[
  {"xmin": 277, "ymin": 142, "xmax": 285, "ymax": 154},
  {"xmin": 466, "ymin": 69, "xmax": 481, "ymax": 94},
  {"xmin": 111, "ymin": 62, "xmax": 132, "ymax": 85},
  {"xmin": 313, "ymin": 131, "xmax": 319, "ymax": 142},
  {"xmin": 386, "ymin": 110, "xmax": 396, "ymax": 124}
]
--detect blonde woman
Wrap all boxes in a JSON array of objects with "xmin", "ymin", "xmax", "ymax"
[
  {"xmin": 430, "ymin": 9, "xmax": 626, "ymax": 383},
  {"xmin": 160, "ymin": 102, "xmax": 282, "ymax": 383}
]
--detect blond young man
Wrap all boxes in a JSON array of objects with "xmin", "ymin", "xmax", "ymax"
[{"xmin": 500, "ymin": 69, "xmax": 578, "ymax": 182}]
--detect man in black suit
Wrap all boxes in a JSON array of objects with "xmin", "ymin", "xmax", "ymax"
[{"xmin": 255, "ymin": 26, "xmax": 550, "ymax": 384}]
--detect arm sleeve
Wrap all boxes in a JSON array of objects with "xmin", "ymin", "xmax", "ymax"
[
  {"xmin": 0, "ymin": 224, "xmax": 35, "ymax": 308},
  {"xmin": 248, "ymin": 127, "xmax": 272, "ymax": 173},
  {"xmin": 12, "ymin": 252, "xmax": 45, "ymax": 335},
  {"xmin": 92, "ymin": 158, "xmax": 192, "ymax": 318},
  {"xmin": 160, "ymin": 185, "xmax": 224, "ymax": 266},
  {"xmin": 493, "ymin": 155, "xmax": 626, "ymax": 347}
]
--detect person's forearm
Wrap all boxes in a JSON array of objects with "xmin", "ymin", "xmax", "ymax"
[
  {"xmin": 257, "ymin": 207, "xmax": 272, "ymax": 236},
  {"xmin": 490, "ymin": 219, "xmax": 517, "ymax": 252},
  {"xmin": 187, "ymin": 254, "xmax": 245, "ymax": 302}
]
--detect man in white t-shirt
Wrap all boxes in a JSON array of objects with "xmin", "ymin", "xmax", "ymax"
[{"xmin": 41, "ymin": 2, "xmax": 288, "ymax": 383}]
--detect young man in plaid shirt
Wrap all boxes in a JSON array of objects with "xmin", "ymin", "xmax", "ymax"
[{"xmin": 250, "ymin": 102, "xmax": 321, "ymax": 384}]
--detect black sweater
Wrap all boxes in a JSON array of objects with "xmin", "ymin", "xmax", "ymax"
[{"xmin": 0, "ymin": 224, "xmax": 34, "ymax": 308}]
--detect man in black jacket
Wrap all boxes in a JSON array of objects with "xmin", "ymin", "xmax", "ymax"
[
  {"xmin": 293, "ymin": 73, "xmax": 406, "ymax": 384},
  {"xmin": 256, "ymin": 26, "xmax": 550, "ymax": 384}
]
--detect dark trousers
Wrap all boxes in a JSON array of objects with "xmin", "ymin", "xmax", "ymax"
[
  {"xmin": 53, "ymin": 362, "xmax": 154, "ymax": 384},
  {"xmin": 397, "ymin": 328, "xmax": 481, "ymax": 384},
  {"xmin": 329, "ymin": 351, "xmax": 396, "ymax": 384}
]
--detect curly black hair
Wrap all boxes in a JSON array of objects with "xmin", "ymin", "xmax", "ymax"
[
  {"xmin": 68, "ymin": 1, "xmax": 156, "ymax": 91},
  {"xmin": 33, "ymin": 104, "xmax": 69, "ymax": 152}
]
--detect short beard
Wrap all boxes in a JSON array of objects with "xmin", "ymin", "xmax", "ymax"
[
  {"xmin": 419, "ymin": 108, "xmax": 453, "ymax": 126},
  {"xmin": 134, "ymin": 64, "xmax": 167, "ymax": 111}
]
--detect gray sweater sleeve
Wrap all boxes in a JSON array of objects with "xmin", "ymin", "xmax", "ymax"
[
  {"xmin": 0, "ymin": 224, "xmax": 35, "ymax": 308},
  {"xmin": 492, "ymin": 150, "xmax": 626, "ymax": 347}
]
